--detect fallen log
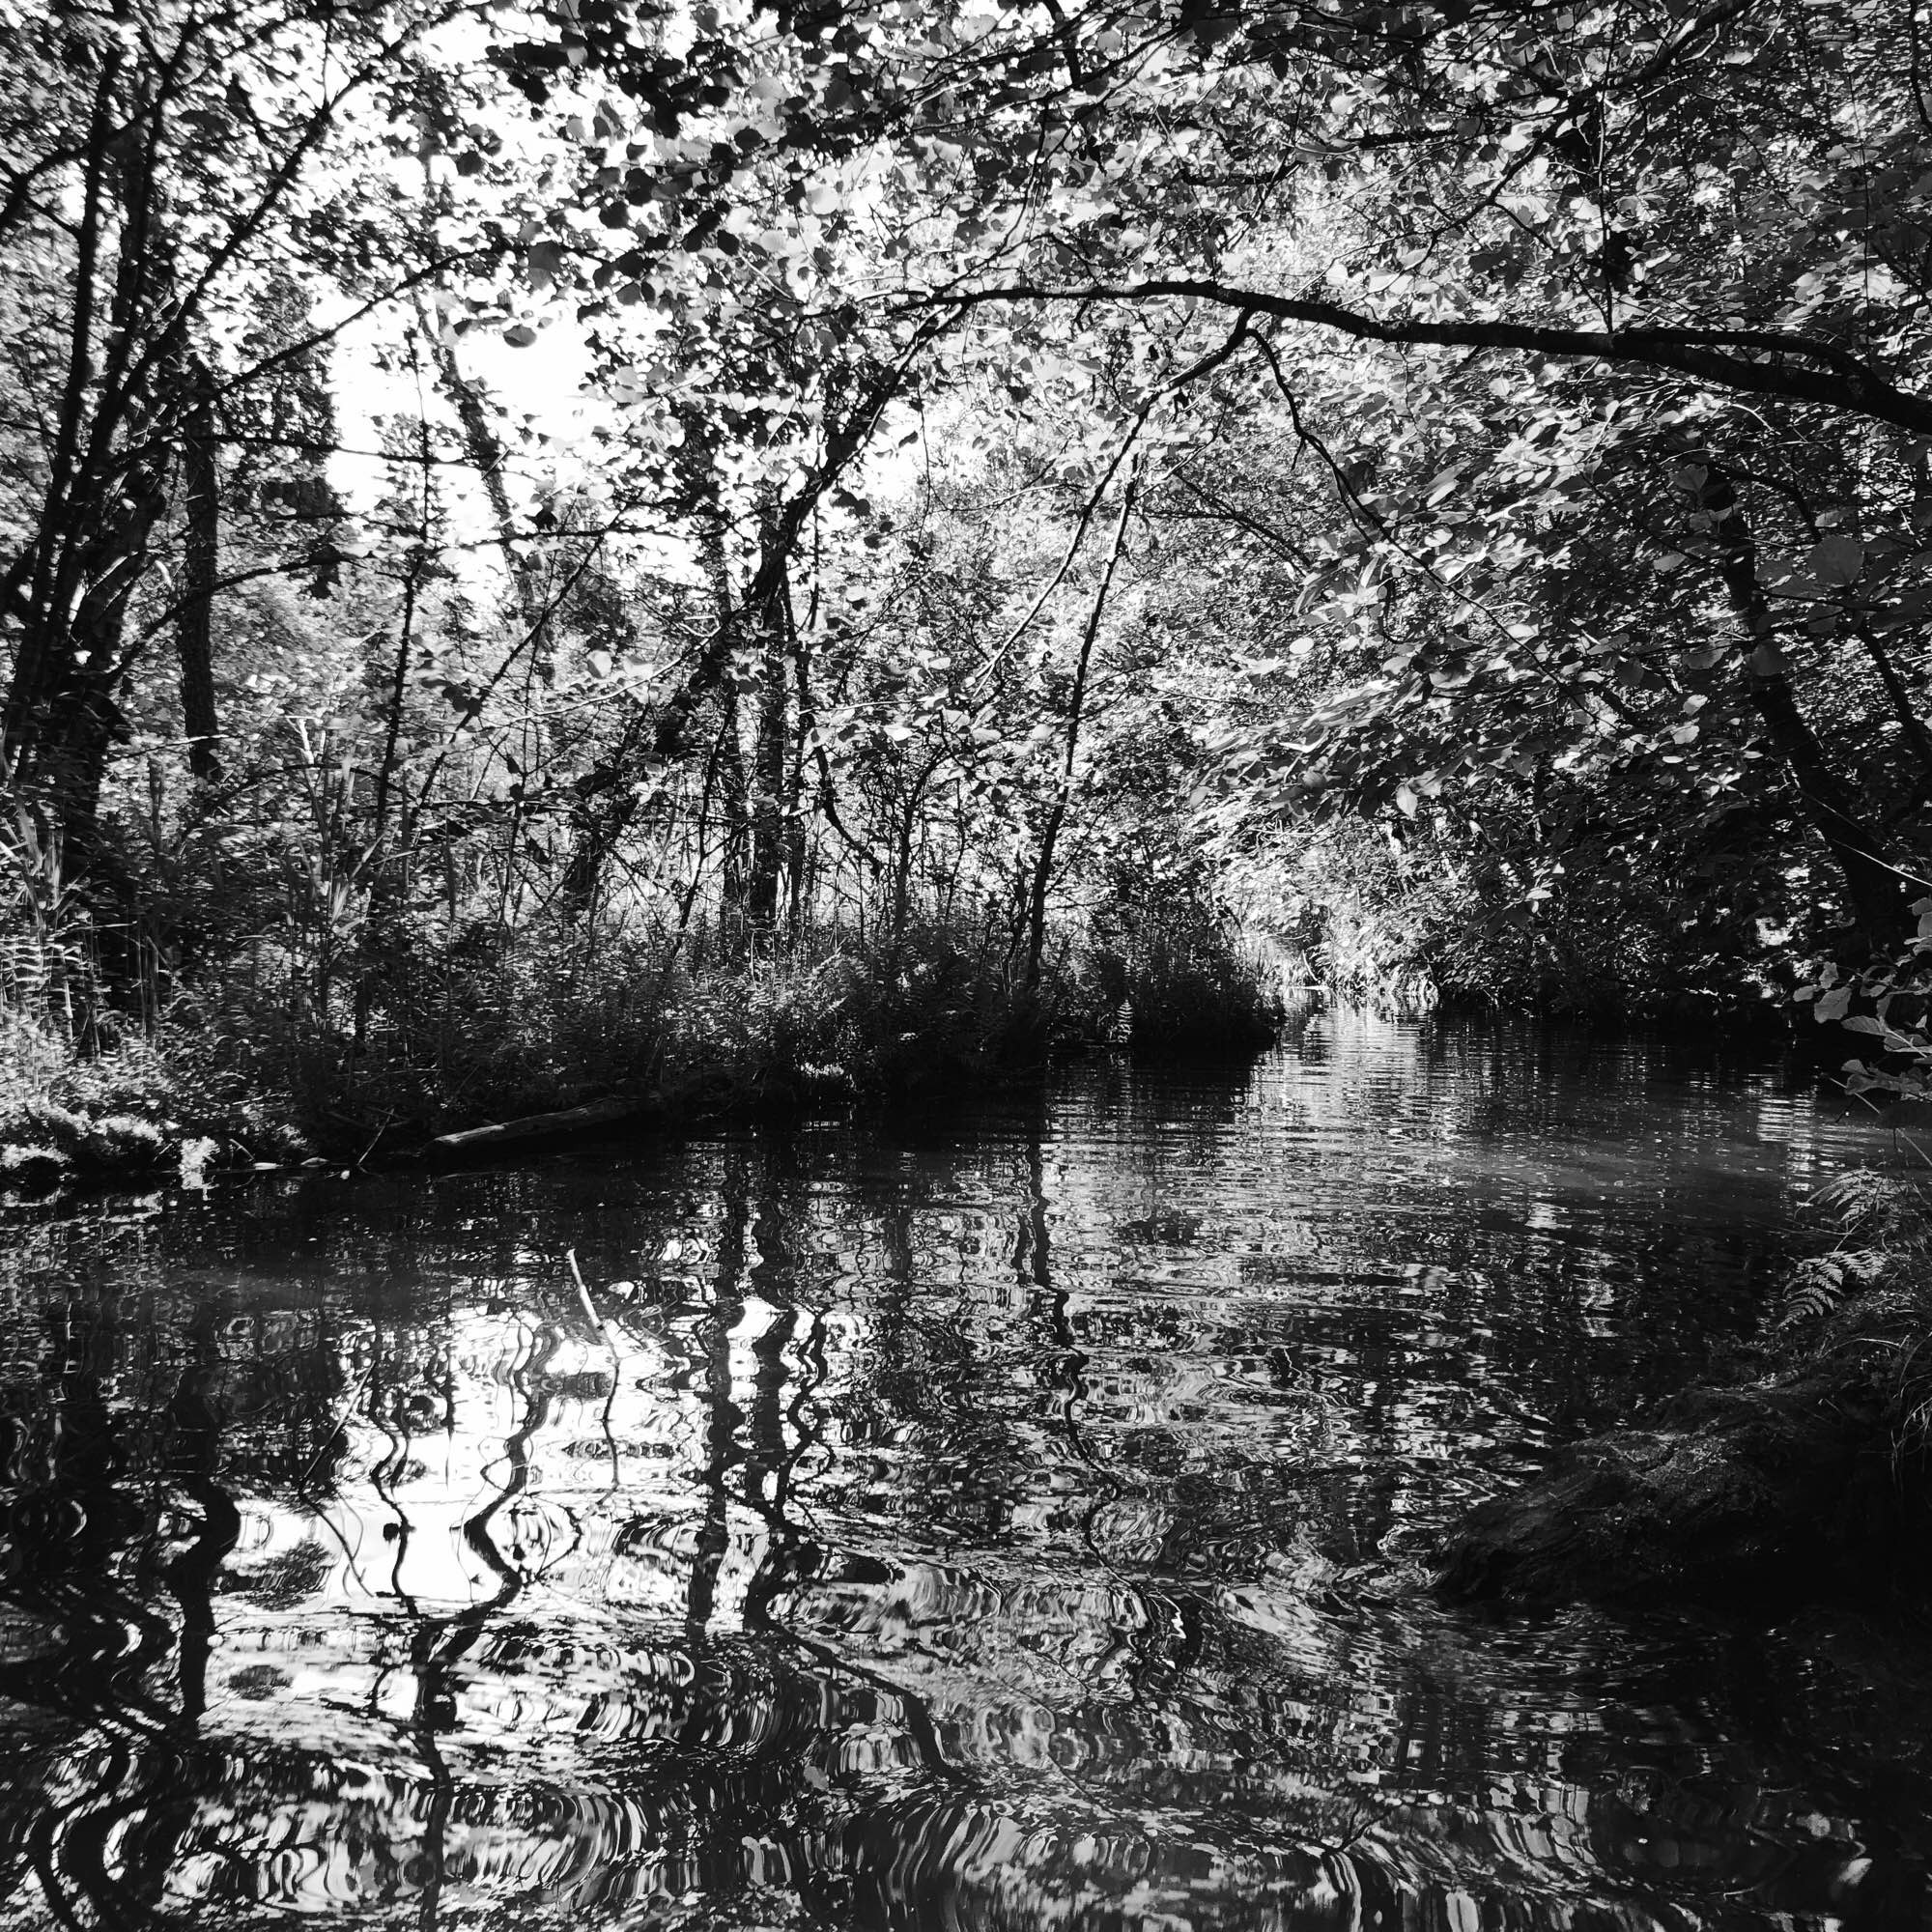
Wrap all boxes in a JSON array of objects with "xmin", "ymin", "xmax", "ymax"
[{"xmin": 429, "ymin": 1096, "xmax": 657, "ymax": 1161}]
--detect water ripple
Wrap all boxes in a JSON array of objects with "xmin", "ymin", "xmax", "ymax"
[{"xmin": 2, "ymin": 1022, "xmax": 1927, "ymax": 1928}]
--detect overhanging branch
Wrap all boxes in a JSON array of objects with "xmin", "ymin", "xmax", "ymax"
[{"xmin": 905, "ymin": 278, "xmax": 1932, "ymax": 438}]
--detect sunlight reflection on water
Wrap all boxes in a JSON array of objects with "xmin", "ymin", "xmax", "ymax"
[{"xmin": 2, "ymin": 1013, "xmax": 1928, "ymax": 1929}]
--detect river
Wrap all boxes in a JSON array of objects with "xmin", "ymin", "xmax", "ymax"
[{"xmin": 1, "ymin": 1012, "xmax": 1927, "ymax": 1929}]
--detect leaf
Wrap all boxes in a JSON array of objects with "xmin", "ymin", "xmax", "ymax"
[
  {"xmin": 1814, "ymin": 984, "xmax": 1854, "ymax": 1022},
  {"xmin": 1774, "ymin": 1250, "xmax": 1883, "ymax": 1333},
  {"xmin": 1805, "ymin": 533, "xmax": 1864, "ymax": 586},
  {"xmin": 527, "ymin": 240, "xmax": 564, "ymax": 290}
]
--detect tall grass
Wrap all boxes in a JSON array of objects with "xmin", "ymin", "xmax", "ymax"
[
  {"xmin": 0, "ymin": 764, "xmax": 1288, "ymax": 1173},
  {"xmin": 1089, "ymin": 922, "xmax": 1286, "ymax": 1050},
  {"xmin": 138, "ymin": 895, "xmax": 1103, "ymax": 1155}
]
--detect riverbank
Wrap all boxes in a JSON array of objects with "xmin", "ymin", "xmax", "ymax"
[
  {"xmin": 0, "ymin": 930, "xmax": 1286, "ymax": 1191},
  {"xmin": 1436, "ymin": 1177, "xmax": 1932, "ymax": 1609},
  {"xmin": 1435, "ymin": 1358, "xmax": 1927, "ymax": 1607}
]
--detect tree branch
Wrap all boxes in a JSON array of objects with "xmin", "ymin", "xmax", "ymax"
[{"xmin": 907, "ymin": 278, "xmax": 1932, "ymax": 437}]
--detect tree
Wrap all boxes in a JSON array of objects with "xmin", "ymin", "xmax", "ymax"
[
  {"xmin": 549, "ymin": 0, "xmax": 1932, "ymax": 961},
  {"xmin": 0, "ymin": 0, "xmax": 513, "ymax": 883}
]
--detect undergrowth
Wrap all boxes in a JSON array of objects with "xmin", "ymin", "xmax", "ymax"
[
  {"xmin": 1236, "ymin": 816, "xmax": 1796, "ymax": 1022},
  {"xmin": 1, "ymin": 900, "xmax": 1285, "ymax": 1178},
  {"xmin": 1765, "ymin": 1168, "xmax": 1932, "ymax": 1466},
  {"xmin": 0, "ymin": 1006, "xmax": 174, "ymax": 1177},
  {"xmin": 1087, "ymin": 886, "xmax": 1285, "ymax": 1051},
  {"xmin": 0, "ymin": 790, "xmax": 1282, "ymax": 1179}
]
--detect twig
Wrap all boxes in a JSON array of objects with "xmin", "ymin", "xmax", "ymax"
[
  {"xmin": 293, "ymin": 1357, "xmax": 374, "ymax": 1492},
  {"xmin": 566, "ymin": 1247, "xmax": 624, "ymax": 1361}
]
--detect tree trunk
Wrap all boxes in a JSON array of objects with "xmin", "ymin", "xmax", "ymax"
[
  {"xmin": 16, "ymin": 431, "xmax": 170, "ymax": 892},
  {"xmin": 3, "ymin": 53, "xmax": 120, "ymax": 776},
  {"xmin": 891, "ymin": 794, "xmax": 918, "ymax": 946},
  {"xmin": 1697, "ymin": 462, "xmax": 1916, "ymax": 955},
  {"xmin": 418, "ymin": 305, "xmax": 548, "ymax": 653},
  {"xmin": 175, "ymin": 357, "xmax": 220, "ymax": 783},
  {"xmin": 782, "ymin": 582, "xmax": 810, "ymax": 936},
  {"xmin": 746, "ymin": 541, "xmax": 791, "ymax": 937},
  {"xmin": 34, "ymin": 669, "xmax": 128, "ymax": 879},
  {"xmin": 6, "ymin": 62, "xmax": 179, "ymax": 883},
  {"xmin": 685, "ymin": 472, "xmax": 750, "ymax": 940},
  {"xmin": 719, "ymin": 683, "xmax": 751, "ymax": 936},
  {"xmin": 559, "ymin": 427, "xmax": 744, "ymax": 922},
  {"xmin": 557, "ymin": 707, "xmax": 650, "ymax": 914},
  {"xmin": 1024, "ymin": 461, "xmax": 1139, "ymax": 994}
]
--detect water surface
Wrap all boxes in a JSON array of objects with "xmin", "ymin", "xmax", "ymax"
[{"xmin": 3, "ymin": 1013, "xmax": 1928, "ymax": 1930}]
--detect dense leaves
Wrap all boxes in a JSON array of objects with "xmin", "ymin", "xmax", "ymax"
[{"xmin": 6, "ymin": 0, "xmax": 1932, "ymax": 1150}]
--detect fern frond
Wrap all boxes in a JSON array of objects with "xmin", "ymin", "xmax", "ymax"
[
  {"xmin": 1809, "ymin": 1170, "xmax": 1932, "ymax": 1250},
  {"xmin": 1776, "ymin": 1248, "xmax": 1890, "ymax": 1334}
]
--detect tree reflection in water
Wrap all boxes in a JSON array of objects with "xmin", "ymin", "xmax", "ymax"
[{"xmin": 1, "ymin": 1021, "xmax": 1930, "ymax": 1929}]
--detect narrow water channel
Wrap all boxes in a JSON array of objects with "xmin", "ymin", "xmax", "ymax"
[{"xmin": 2, "ymin": 1014, "xmax": 1927, "ymax": 1929}]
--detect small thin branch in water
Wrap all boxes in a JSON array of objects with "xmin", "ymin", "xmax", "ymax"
[{"xmin": 566, "ymin": 1247, "xmax": 623, "ymax": 1361}]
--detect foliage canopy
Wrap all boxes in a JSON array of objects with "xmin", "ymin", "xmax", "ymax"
[{"xmin": 6, "ymin": 0, "xmax": 1932, "ymax": 1142}]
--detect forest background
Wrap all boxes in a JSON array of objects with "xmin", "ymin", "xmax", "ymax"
[{"xmin": 5, "ymin": 0, "xmax": 1931, "ymax": 1171}]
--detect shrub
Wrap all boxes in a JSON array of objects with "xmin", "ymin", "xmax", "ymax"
[
  {"xmin": 0, "ymin": 1006, "xmax": 178, "ymax": 1175},
  {"xmin": 1087, "ymin": 867, "xmax": 1285, "ymax": 1051},
  {"xmin": 1760, "ymin": 1168, "xmax": 1932, "ymax": 1471}
]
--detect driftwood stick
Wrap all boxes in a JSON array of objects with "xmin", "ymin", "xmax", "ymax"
[{"xmin": 566, "ymin": 1248, "xmax": 625, "ymax": 1361}]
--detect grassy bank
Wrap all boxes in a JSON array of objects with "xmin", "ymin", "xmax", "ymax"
[{"xmin": 0, "ymin": 905, "xmax": 1284, "ymax": 1187}]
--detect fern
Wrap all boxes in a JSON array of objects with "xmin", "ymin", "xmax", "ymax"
[
  {"xmin": 1810, "ymin": 1169, "xmax": 1932, "ymax": 1250},
  {"xmin": 1776, "ymin": 1249, "xmax": 1890, "ymax": 1334}
]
